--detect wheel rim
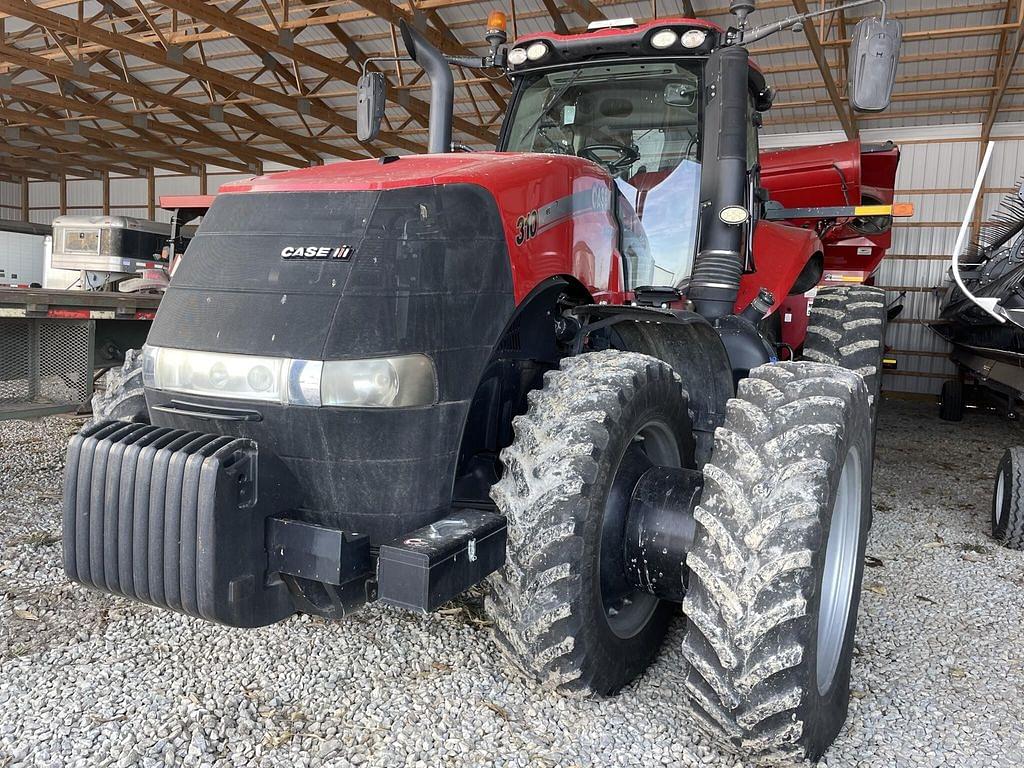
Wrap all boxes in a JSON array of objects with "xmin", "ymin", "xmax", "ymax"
[
  {"xmin": 995, "ymin": 471, "xmax": 1005, "ymax": 529},
  {"xmin": 816, "ymin": 445, "xmax": 863, "ymax": 695},
  {"xmin": 599, "ymin": 420, "xmax": 680, "ymax": 639}
]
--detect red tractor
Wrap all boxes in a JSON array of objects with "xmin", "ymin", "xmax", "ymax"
[{"xmin": 65, "ymin": 3, "xmax": 906, "ymax": 763}]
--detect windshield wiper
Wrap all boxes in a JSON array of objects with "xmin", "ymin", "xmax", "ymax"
[{"xmin": 518, "ymin": 68, "xmax": 584, "ymax": 147}]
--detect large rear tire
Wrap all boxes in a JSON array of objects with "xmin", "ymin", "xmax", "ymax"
[
  {"xmin": 680, "ymin": 361, "xmax": 872, "ymax": 764},
  {"xmin": 487, "ymin": 350, "xmax": 695, "ymax": 694},
  {"xmin": 91, "ymin": 348, "xmax": 148, "ymax": 423},
  {"xmin": 803, "ymin": 285, "xmax": 885, "ymax": 430},
  {"xmin": 992, "ymin": 447, "xmax": 1024, "ymax": 550}
]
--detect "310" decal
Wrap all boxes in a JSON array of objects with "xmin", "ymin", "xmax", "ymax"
[{"xmin": 515, "ymin": 210, "xmax": 538, "ymax": 245}]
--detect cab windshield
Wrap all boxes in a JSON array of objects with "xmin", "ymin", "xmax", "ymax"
[{"xmin": 503, "ymin": 61, "xmax": 703, "ymax": 288}]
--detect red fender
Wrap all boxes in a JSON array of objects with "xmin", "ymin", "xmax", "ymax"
[{"xmin": 737, "ymin": 220, "xmax": 822, "ymax": 316}]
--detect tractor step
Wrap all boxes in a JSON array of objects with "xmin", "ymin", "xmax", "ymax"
[{"xmin": 377, "ymin": 509, "xmax": 507, "ymax": 612}]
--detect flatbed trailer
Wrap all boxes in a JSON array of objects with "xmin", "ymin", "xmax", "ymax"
[{"xmin": 0, "ymin": 287, "xmax": 159, "ymax": 420}]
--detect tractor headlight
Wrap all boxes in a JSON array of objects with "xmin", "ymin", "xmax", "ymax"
[
  {"xmin": 321, "ymin": 356, "xmax": 436, "ymax": 407},
  {"xmin": 142, "ymin": 345, "xmax": 436, "ymax": 408},
  {"xmin": 507, "ymin": 47, "xmax": 528, "ymax": 66},
  {"xmin": 525, "ymin": 41, "xmax": 549, "ymax": 61},
  {"xmin": 680, "ymin": 29, "xmax": 707, "ymax": 48},
  {"xmin": 650, "ymin": 29, "xmax": 678, "ymax": 49}
]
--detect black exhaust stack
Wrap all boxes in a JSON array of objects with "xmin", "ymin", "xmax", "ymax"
[
  {"xmin": 400, "ymin": 20, "xmax": 454, "ymax": 154},
  {"xmin": 689, "ymin": 45, "xmax": 751, "ymax": 319}
]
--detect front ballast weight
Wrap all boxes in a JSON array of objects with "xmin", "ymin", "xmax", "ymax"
[{"xmin": 62, "ymin": 421, "xmax": 512, "ymax": 626}]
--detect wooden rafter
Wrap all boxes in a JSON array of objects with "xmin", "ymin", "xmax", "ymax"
[
  {"xmin": 0, "ymin": 121, "xmax": 160, "ymax": 175},
  {"xmin": 983, "ymin": 1, "xmax": 1024, "ymax": 139},
  {"xmin": 790, "ymin": 0, "xmax": 856, "ymax": 138},
  {"xmin": 563, "ymin": 0, "xmax": 605, "ymax": 23},
  {"xmin": 157, "ymin": 0, "xmax": 496, "ymax": 146},
  {"xmin": 540, "ymin": 0, "xmax": 570, "ymax": 35},
  {"xmin": 0, "ymin": 0, "xmax": 384, "ymax": 156},
  {"xmin": 0, "ymin": 42, "xmax": 304, "ymax": 168},
  {"xmin": 0, "ymin": 83, "xmax": 249, "ymax": 172},
  {"xmin": 0, "ymin": 0, "xmax": 1018, "ymax": 180},
  {"xmin": 0, "ymin": 138, "xmax": 137, "ymax": 177}
]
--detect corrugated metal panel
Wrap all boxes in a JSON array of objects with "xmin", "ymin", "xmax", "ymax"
[
  {"xmin": 0, "ymin": 181, "xmax": 21, "ymax": 210},
  {"xmin": 114, "ymin": 207, "xmax": 150, "ymax": 220},
  {"xmin": 154, "ymin": 175, "xmax": 200, "ymax": 199},
  {"xmin": 66, "ymin": 180, "xmax": 102, "ymax": 208},
  {"xmin": 27, "ymin": 182, "xmax": 59, "ymax": 212},
  {"xmin": 208, "ymin": 173, "xmax": 257, "ymax": 192},
  {"xmin": 110, "ymin": 178, "xmax": 147, "ymax": 207},
  {"xmin": 28, "ymin": 209, "xmax": 55, "ymax": 227}
]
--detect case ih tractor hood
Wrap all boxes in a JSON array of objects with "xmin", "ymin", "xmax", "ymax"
[{"xmin": 63, "ymin": 151, "xmax": 633, "ymax": 626}]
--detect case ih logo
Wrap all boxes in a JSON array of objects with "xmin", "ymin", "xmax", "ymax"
[{"xmin": 280, "ymin": 245, "xmax": 352, "ymax": 260}]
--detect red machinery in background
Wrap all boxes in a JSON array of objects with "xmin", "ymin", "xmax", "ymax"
[{"xmin": 759, "ymin": 139, "xmax": 907, "ymax": 352}]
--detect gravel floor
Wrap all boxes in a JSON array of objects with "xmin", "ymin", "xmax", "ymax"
[{"xmin": 1, "ymin": 401, "xmax": 1024, "ymax": 768}]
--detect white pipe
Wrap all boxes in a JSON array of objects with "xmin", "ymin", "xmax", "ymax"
[{"xmin": 952, "ymin": 141, "xmax": 1006, "ymax": 324}]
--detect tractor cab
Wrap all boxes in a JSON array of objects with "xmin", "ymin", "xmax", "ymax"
[{"xmin": 498, "ymin": 18, "xmax": 766, "ymax": 290}]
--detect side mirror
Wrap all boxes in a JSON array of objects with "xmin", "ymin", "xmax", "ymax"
[
  {"xmin": 356, "ymin": 71, "xmax": 386, "ymax": 142},
  {"xmin": 849, "ymin": 17, "xmax": 902, "ymax": 112},
  {"xmin": 664, "ymin": 81, "xmax": 698, "ymax": 108}
]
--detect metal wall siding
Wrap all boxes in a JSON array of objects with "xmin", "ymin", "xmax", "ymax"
[
  {"xmin": 67, "ymin": 180, "xmax": 102, "ymax": 208},
  {"xmin": 28, "ymin": 181, "xmax": 58, "ymax": 210},
  {"xmin": 110, "ymin": 177, "xmax": 147, "ymax": 207},
  {"xmin": 877, "ymin": 138, "xmax": 979, "ymax": 395},
  {"xmin": 0, "ymin": 180, "xmax": 20, "ymax": 209}
]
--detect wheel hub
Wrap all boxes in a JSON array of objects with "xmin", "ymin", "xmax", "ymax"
[{"xmin": 598, "ymin": 421, "xmax": 682, "ymax": 639}]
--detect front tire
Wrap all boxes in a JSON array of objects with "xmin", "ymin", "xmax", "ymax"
[
  {"xmin": 487, "ymin": 350, "xmax": 695, "ymax": 694},
  {"xmin": 680, "ymin": 361, "xmax": 872, "ymax": 763},
  {"xmin": 993, "ymin": 447, "xmax": 1024, "ymax": 550},
  {"xmin": 91, "ymin": 348, "xmax": 148, "ymax": 423}
]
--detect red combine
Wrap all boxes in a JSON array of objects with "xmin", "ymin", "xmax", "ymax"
[{"xmin": 67, "ymin": 3, "xmax": 907, "ymax": 763}]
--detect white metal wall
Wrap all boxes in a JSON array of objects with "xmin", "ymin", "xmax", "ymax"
[
  {"xmin": 0, "ymin": 170, "xmax": 259, "ymax": 226},
  {"xmin": 0, "ymin": 231, "xmax": 45, "ymax": 286}
]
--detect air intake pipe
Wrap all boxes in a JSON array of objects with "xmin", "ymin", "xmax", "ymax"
[
  {"xmin": 689, "ymin": 45, "xmax": 751, "ymax": 319},
  {"xmin": 400, "ymin": 20, "xmax": 454, "ymax": 154}
]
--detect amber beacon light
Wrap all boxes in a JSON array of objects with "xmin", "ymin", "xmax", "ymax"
[{"xmin": 487, "ymin": 11, "xmax": 508, "ymax": 33}]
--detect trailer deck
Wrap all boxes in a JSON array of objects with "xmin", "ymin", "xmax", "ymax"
[{"xmin": 0, "ymin": 287, "xmax": 159, "ymax": 420}]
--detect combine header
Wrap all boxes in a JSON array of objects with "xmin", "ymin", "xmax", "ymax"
[
  {"xmin": 63, "ymin": 1, "xmax": 908, "ymax": 762},
  {"xmin": 930, "ymin": 142, "xmax": 1024, "ymax": 551}
]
